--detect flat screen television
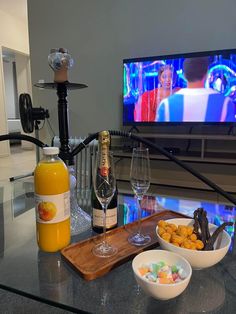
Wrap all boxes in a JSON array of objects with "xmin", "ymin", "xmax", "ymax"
[{"xmin": 123, "ymin": 49, "xmax": 236, "ymax": 125}]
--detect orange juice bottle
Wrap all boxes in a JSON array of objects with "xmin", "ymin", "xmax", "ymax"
[{"xmin": 34, "ymin": 147, "xmax": 71, "ymax": 252}]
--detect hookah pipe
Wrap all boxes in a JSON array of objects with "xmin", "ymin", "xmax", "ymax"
[
  {"xmin": 1, "ymin": 129, "xmax": 236, "ymax": 206},
  {"xmin": 0, "ymin": 133, "xmax": 46, "ymax": 148},
  {"xmin": 1, "ymin": 48, "xmax": 236, "ymax": 206},
  {"xmin": 71, "ymin": 130, "xmax": 236, "ymax": 207},
  {"xmin": 34, "ymin": 48, "xmax": 88, "ymax": 165}
]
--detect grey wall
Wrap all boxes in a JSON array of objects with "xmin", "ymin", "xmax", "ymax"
[{"xmin": 28, "ymin": 0, "xmax": 236, "ymax": 142}]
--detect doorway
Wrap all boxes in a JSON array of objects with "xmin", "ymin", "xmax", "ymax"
[
  {"xmin": 0, "ymin": 47, "xmax": 36, "ymax": 180},
  {"xmin": 2, "ymin": 47, "xmax": 34, "ymax": 153}
]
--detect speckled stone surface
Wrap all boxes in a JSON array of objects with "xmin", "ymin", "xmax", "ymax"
[
  {"xmin": 0, "ymin": 288, "xmax": 73, "ymax": 313},
  {"xmin": 0, "ymin": 182, "xmax": 236, "ymax": 313}
]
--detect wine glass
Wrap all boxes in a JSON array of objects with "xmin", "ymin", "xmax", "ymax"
[
  {"xmin": 128, "ymin": 147, "xmax": 151, "ymax": 246},
  {"xmin": 92, "ymin": 151, "xmax": 118, "ymax": 257}
]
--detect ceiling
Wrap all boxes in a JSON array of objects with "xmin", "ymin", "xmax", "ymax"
[{"xmin": 0, "ymin": 0, "xmax": 27, "ymax": 21}]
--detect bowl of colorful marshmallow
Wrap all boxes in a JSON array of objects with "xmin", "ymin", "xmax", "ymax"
[{"xmin": 132, "ymin": 249, "xmax": 192, "ymax": 300}]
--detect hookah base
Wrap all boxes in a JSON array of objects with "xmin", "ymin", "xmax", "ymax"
[{"xmin": 70, "ymin": 207, "xmax": 91, "ymax": 236}]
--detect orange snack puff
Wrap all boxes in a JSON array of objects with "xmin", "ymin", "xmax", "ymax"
[
  {"xmin": 189, "ymin": 233, "xmax": 197, "ymax": 242},
  {"xmin": 172, "ymin": 242, "xmax": 180, "ymax": 247},
  {"xmin": 177, "ymin": 226, "xmax": 188, "ymax": 238},
  {"xmin": 190, "ymin": 242, "xmax": 197, "ymax": 250},
  {"xmin": 158, "ymin": 220, "xmax": 167, "ymax": 228},
  {"xmin": 158, "ymin": 227, "xmax": 165, "ymax": 236},
  {"xmin": 171, "ymin": 234, "xmax": 184, "ymax": 244},
  {"xmin": 182, "ymin": 239, "xmax": 192, "ymax": 249},
  {"xmin": 159, "ymin": 221, "xmax": 205, "ymax": 251},
  {"xmin": 161, "ymin": 232, "xmax": 171, "ymax": 242},
  {"xmin": 165, "ymin": 226, "xmax": 174, "ymax": 234},
  {"xmin": 196, "ymin": 239, "xmax": 204, "ymax": 250},
  {"xmin": 186, "ymin": 226, "xmax": 194, "ymax": 236},
  {"xmin": 169, "ymin": 223, "xmax": 177, "ymax": 232}
]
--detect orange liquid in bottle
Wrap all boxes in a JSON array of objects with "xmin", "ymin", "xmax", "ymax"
[{"xmin": 34, "ymin": 159, "xmax": 71, "ymax": 252}]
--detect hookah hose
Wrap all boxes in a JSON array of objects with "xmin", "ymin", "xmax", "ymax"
[
  {"xmin": 1, "ymin": 130, "xmax": 236, "ymax": 206},
  {"xmin": 0, "ymin": 133, "xmax": 46, "ymax": 148},
  {"xmin": 71, "ymin": 130, "xmax": 236, "ymax": 206}
]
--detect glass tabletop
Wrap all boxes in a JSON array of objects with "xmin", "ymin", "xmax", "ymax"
[{"xmin": 0, "ymin": 178, "xmax": 236, "ymax": 314}]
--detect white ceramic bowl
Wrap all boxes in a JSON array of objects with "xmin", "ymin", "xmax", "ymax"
[
  {"xmin": 132, "ymin": 250, "xmax": 192, "ymax": 300},
  {"xmin": 156, "ymin": 218, "xmax": 231, "ymax": 269}
]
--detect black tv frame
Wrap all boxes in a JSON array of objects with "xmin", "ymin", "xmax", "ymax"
[{"xmin": 123, "ymin": 48, "xmax": 236, "ymax": 127}]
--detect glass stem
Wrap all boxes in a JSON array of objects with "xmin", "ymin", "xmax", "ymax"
[
  {"xmin": 137, "ymin": 197, "xmax": 142, "ymax": 236},
  {"xmin": 102, "ymin": 203, "xmax": 108, "ymax": 247}
]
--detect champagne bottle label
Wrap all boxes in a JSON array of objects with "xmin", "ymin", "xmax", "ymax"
[
  {"xmin": 93, "ymin": 207, "xmax": 117, "ymax": 228},
  {"xmin": 35, "ymin": 191, "xmax": 70, "ymax": 224}
]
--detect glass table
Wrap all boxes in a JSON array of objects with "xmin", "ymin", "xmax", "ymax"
[{"xmin": 0, "ymin": 178, "xmax": 236, "ymax": 313}]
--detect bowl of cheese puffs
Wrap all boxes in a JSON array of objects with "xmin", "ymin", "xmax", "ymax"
[{"xmin": 156, "ymin": 218, "xmax": 231, "ymax": 269}]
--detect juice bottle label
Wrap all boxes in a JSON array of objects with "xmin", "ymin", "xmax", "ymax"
[
  {"xmin": 93, "ymin": 207, "xmax": 117, "ymax": 228},
  {"xmin": 35, "ymin": 191, "xmax": 70, "ymax": 224}
]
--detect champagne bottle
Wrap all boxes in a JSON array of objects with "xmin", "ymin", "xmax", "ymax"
[{"xmin": 92, "ymin": 131, "xmax": 118, "ymax": 233}]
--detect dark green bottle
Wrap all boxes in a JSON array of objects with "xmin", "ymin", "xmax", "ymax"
[{"xmin": 91, "ymin": 131, "xmax": 118, "ymax": 233}]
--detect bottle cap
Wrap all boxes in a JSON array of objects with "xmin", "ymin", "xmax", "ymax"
[
  {"xmin": 99, "ymin": 131, "xmax": 110, "ymax": 145},
  {"xmin": 43, "ymin": 147, "xmax": 59, "ymax": 155}
]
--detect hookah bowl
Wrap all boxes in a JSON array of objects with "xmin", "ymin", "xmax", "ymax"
[{"xmin": 48, "ymin": 48, "xmax": 74, "ymax": 82}]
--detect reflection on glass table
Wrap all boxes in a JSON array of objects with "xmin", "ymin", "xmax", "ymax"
[
  {"xmin": 12, "ymin": 179, "xmax": 34, "ymax": 217},
  {"xmin": 121, "ymin": 193, "xmax": 235, "ymax": 243},
  {"xmin": 0, "ymin": 178, "xmax": 236, "ymax": 314}
]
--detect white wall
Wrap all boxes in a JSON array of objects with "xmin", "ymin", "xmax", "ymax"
[
  {"xmin": 28, "ymin": 0, "xmax": 236, "ymax": 142},
  {"xmin": 0, "ymin": 9, "xmax": 29, "ymax": 55},
  {"xmin": 0, "ymin": 7, "xmax": 29, "ymax": 156}
]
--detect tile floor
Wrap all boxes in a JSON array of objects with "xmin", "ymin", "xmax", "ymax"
[{"xmin": 0, "ymin": 145, "xmax": 36, "ymax": 181}]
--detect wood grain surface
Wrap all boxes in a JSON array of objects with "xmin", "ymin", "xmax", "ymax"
[{"xmin": 61, "ymin": 210, "xmax": 189, "ymax": 280}]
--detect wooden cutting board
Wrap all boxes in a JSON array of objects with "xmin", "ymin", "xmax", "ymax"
[{"xmin": 61, "ymin": 210, "xmax": 189, "ymax": 280}]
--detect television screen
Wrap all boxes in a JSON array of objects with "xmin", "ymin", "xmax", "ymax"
[{"xmin": 123, "ymin": 49, "xmax": 236, "ymax": 125}]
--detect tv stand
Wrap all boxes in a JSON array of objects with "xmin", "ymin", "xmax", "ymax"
[
  {"xmin": 114, "ymin": 132, "xmax": 236, "ymax": 192},
  {"xmin": 133, "ymin": 133, "xmax": 236, "ymax": 160},
  {"xmin": 163, "ymin": 147, "xmax": 180, "ymax": 155}
]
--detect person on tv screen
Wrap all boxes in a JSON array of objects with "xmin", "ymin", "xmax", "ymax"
[
  {"xmin": 155, "ymin": 57, "xmax": 236, "ymax": 122},
  {"xmin": 135, "ymin": 64, "xmax": 180, "ymax": 122}
]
